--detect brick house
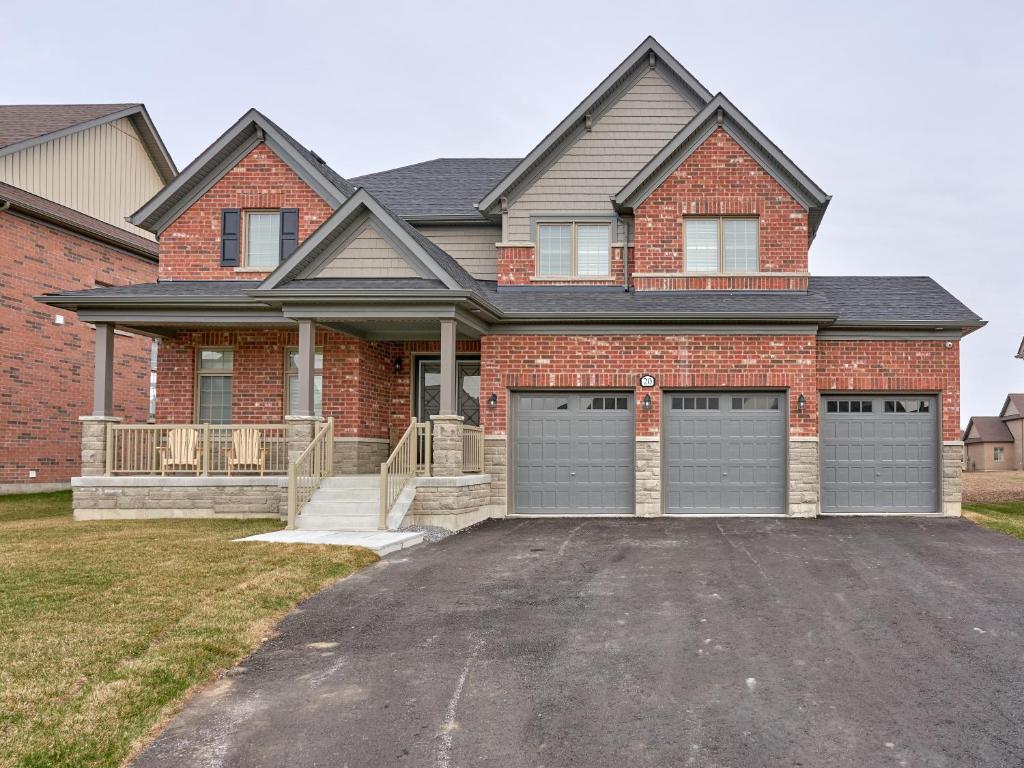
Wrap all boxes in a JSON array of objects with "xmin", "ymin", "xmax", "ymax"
[
  {"xmin": 42, "ymin": 38, "xmax": 982, "ymax": 531},
  {"xmin": 1, "ymin": 104, "xmax": 175, "ymax": 493}
]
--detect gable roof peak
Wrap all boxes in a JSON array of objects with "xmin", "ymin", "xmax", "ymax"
[
  {"xmin": 129, "ymin": 108, "xmax": 353, "ymax": 234},
  {"xmin": 259, "ymin": 186, "xmax": 481, "ymax": 294},
  {"xmin": 614, "ymin": 91, "xmax": 832, "ymax": 240},
  {"xmin": 0, "ymin": 102, "xmax": 176, "ymax": 183},
  {"xmin": 477, "ymin": 36, "xmax": 712, "ymax": 214}
]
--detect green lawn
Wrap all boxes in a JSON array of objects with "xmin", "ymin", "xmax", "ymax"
[
  {"xmin": 0, "ymin": 491, "xmax": 378, "ymax": 768},
  {"xmin": 963, "ymin": 501, "xmax": 1024, "ymax": 540}
]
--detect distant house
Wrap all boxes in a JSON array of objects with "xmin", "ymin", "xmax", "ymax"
[
  {"xmin": 963, "ymin": 394, "xmax": 1024, "ymax": 471},
  {"xmin": 1016, "ymin": 337, "xmax": 1023, "ymax": 360},
  {"xmin": 0, "ymin": 104, "xmax": 175, "ymax": 493}
]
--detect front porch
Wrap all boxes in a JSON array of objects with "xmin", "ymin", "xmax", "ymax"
[{"xmin": 75, "ymin": 315, "xmax": 497, "ymax": 533}]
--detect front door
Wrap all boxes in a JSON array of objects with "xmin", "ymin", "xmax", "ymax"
[{"xmin": 416, "ymin": 358, "xmax": 481, "ymax": 426}]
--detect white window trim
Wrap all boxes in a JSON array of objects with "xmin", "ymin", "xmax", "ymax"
[
  {"xmin": 683, "ymin": 216, "xmax": 759, "ymax": 273},
  {"xmin": 242, "ymin": 209, "xmax": 281, "ymax": 269},
  {"xmin": 535, "ymin": 221, "xmax": 613, "ymax": 279}
]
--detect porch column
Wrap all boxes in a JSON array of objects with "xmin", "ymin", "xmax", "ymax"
[
  {"xmin": 431, "ymin": 318, "xmax": 464, "ymax": 476},
  {"xmin": 81, "ymin": 323, "xmax": 119, "ymax": 476},
  {"xmin": 439, "ymin": 318, "xmax": 457, "ymax": 415},
  {"xmin": 294, "ymin": 319, "xmax": 316, "ymax": 418},
  {"xmin": 92, "ymin": 322, "xmax": 115, "ymax": 417}
]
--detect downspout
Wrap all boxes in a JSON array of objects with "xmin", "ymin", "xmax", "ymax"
[{"xmin": 623, "ymin": 218, "xmax": 632, "ymax": 292}]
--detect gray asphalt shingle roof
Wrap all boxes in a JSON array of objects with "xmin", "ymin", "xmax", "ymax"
[
  {"xmin": 351, "ymin": 158, "xmax": 520, "ymax": 219},
  {"xmin": 0, "ymin": 104, "xmax": 137, "ymax": 148},
  {"xmin": 41, "ymin": 275, "xmax": 982, "ymax": 329},
  {"xmin": 809, "ymin": 276, "xmax": 982, "ymax": 326}
]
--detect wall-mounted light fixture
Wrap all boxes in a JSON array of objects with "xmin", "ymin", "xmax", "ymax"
[
  {"xmin": 642, "ymin": 393, "xmax": 653, "ymax": 410},
  {"xmin": 487, "ymin": 393, "xmax": 498, "ymax": 408},
  {"xmin": 797, "ymin": 393, "xmax": 806, "ymax": 413},
  {"xmin": 392, "ymin": 357, "xmax": 402, "ymax": 375}
]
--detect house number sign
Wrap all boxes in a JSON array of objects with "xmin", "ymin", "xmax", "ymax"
[{"xmin": 639, "ymin": 374, "xmax": 656, "ymax": 388}]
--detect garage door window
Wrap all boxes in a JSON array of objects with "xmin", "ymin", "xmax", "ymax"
[
  {"xmin": 732, "ymin": 395, "xmax": 780, "ymax": 410},
  {"xmin": 885, "ymin": 399, "xmax": 930, "ymax": 413},
  {"xmin": 671, "ymin": 396, "xmax": 720, "ymax": 410},
  {"xmin": 587, "ymin": 396, "xmax": 628, "ymax": 410},
  {"xmin": 826, "ymin": 399, "xmax": 873, "ymax": 413}
]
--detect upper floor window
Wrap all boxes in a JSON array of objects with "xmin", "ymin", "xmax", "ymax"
[
  {"xmin": 684, "ymin": 217, "xmax": 758, "ymax": 273},
  {"xmin": 245, "ymin": 211, "xmax": 282, "ymax": 268},
  {"xmin": 537, "ymin": 222, "xmax": 611, "ymax": 278}
]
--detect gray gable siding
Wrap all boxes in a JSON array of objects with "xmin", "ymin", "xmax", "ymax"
[
  {"xmin": 305, "ymin": 222, "xmax": 419, "ymax": 279},
  {"xmin": 417, "ymin": 225, "xmax": 500, "ymax": 281},
  {"xmin": 507, "ymin": 67, "xmax": 698, "ymax": 242}
]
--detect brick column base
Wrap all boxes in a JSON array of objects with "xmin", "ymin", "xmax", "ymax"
[
  {"xmin": 430, "ymin": 415, "xmax": 464, "ymax": 477},
  {"xmin": 79, "ymin": 416, "xmax": 120, "ymax": 476}
]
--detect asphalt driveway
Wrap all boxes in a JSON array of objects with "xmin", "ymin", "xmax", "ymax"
[{"xmin": 134, "ymin": 518, "xmax": 1024, "ymax": 768}]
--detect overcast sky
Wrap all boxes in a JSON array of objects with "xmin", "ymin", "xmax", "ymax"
[{"xmin": 3, "ymin": 0, "xmax": 1021, "ymax": 426}]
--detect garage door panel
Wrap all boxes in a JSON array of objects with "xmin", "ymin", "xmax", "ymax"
[
  {"xmin": 821, "ymin": 395, "xmax": 938, "ymax": 513},
  {"xmin": 513, "ymin": 392, "xmax": 634, "ymax": 515},
  {"xmin": 665, "ymin": 392, "xmax": 786, "ymax": 515}
]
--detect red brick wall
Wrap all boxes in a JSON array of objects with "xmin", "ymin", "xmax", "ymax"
[
  {"xmin": 816, "ymin": 339, "xmax": 960, "ymax": 441},
  {"xmin": 481, "ymin": 334, "xmax": 819, "ymax": 437},
  {"xmin": 498, "ymin": 245, "xmax": 627, "ymax": 286},
  {"xmin": 158, "ymin": 143, "xmax": 334, "ymax": 281},
  {"xmin": 633, "ymin": 127, "xmax": 809, "ymax": 278},
  {"xmin": 0, "ymin": 211, "xmax": 154, "ymax": 486},
  {"xmin": 156, "ymin": 329, "xmax": 393, "ymax": 439}
]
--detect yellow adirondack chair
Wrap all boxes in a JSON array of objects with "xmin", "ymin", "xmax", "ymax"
[
  {"xmin": 224, "ymin": 428, "xmax": 266, "ymax": 476},
  {"xmin": 158, "ymin": 428, "xmax": 202, "ymax": 476}
]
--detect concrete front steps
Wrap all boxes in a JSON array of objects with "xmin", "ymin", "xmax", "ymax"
[{"xmin": 285, "ymin": 474, "xmax": 422, "ymax": 554}]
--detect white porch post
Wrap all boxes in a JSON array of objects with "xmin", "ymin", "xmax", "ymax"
[
  {"xmin": 295, "ymin": 319, "xmax": 316, "ymax": 418},
  {"xmin": 92, "ymin": 322, "xmax": 115, "ymax": 417}
]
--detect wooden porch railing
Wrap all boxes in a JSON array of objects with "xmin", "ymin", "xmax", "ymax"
[
  {"xmin": 105, "ymin": 423, "xmax": 289, "ymax": 476},
  {"xmin": 287, "ymin": 417, "xmax": 334, "ymax": 529},
  {"xmin": 463, "ymin": 425, "xmax": 484, "ymax": 473},
  {"xmin": 380, "ymin": 419, "xmax": 423, "ymax": 530}
]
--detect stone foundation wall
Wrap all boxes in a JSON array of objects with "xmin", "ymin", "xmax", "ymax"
[
  {"xmin": 635, "ymin": 438, "xmax": 661, "ymax": 517},
  {"xmin": 788, "ymin": 438, "xmax": 819, "ymax": 517},
  {"xmin": 333, "ymin": 438, "xmax": 389, "ymax": 475},
  {"xmin": 942, "ymin": 442, "xmax": 963, "ymax": 517},
  {"xmin": 71, "ymin": 476, "xmax": 287, "ymax": 520},
  {"xmin": 405, "ymin": 475, "xmax": 492, "ymax": 531},
  {"xmin": 484, "ymin": 436, "xmax": 507, "ymax": 517}
]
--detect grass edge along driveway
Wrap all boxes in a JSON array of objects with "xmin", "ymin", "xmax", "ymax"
[
  {"xmin": 0, "ymin": 491, "xmax": 378, "ymax": 768},
  {"xmin": 963, "ymin": 500, "xmax": 1024, "ymax": 540}
]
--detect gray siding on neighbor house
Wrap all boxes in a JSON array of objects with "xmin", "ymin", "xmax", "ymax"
[
  {"xmin": 417, "ymin": 224, "xmax": 500, "ymax": 281},
  {"xmin": 506, "ymin": 67, "xmax": 698, "ymax": 242},
  {"xmin": 306, "ymin": 223, "xmax": 419, "ymax": 279},
  {"xmin": 0, "ymin": 117, "xmax": 165, "ymax": 239}
]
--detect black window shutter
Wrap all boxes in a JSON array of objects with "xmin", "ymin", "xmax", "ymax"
[
  {"xmin": 220, "ymin": 209, "xmax": 241, "ymax": 266},
  {"xmin": 280, "ymin": 209, "xmax": 299, "ymax": 261}
]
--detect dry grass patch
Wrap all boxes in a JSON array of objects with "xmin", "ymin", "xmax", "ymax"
[{"xmin": 0, "ymin": 491, "xmax": 378, "ymax": 768}]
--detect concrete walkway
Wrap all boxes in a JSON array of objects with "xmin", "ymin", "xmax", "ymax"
[
  {"xmin": 236, "ymin": 528, "xmax": 423, "ymax": 555},
  {"xmin": 140, "ymin": 518, "xmax": 1024, "ymax": 767}
]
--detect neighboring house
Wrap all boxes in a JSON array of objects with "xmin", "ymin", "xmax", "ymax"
[
  {"xmin": 1017, "ymin": 337, "xmax": 1023, "ymax": 360},
  {"xmin": 42, "ymin": 38, "xmax": 983, "ymax": 528},
  {"xmin": 963, "ymin": 394, "xmax": 1024, "ymax": 471},
  {"xmin": 0, "ymin": 104, "xmax": 176, "ymax": 493}
]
